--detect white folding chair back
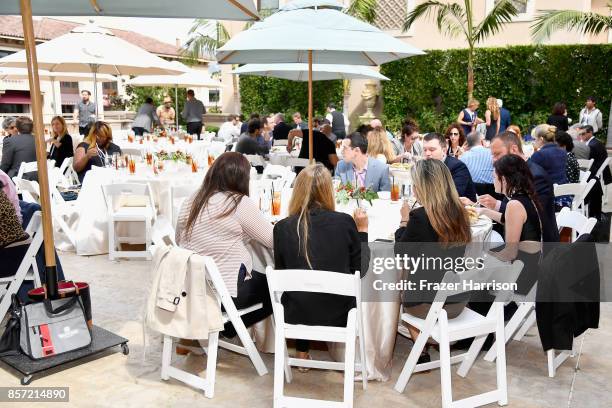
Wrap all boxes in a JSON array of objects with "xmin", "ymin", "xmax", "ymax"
[
  {"xmin": 395, "ymin": 258, "xmax": 523, "ymax": 408},
  {"xmin": 59, "ymin": 157, "xmax": 79, "ymax": 186},
  {"xmin": 266, "ymin": 267, "xmax": 366, "ymax": 408},
  {"xmin": 204, "ymin": 257, "xmax": 268, "ymax": 376},
  {"xmin": 15, "ymin": 159, "xmax": 55, "ymax": 180},
  {"xmin": 245, "ymin": 154, "xmax": 267, "ymax": 168},
  {"xmin": 170, "ymin": 185, "xmax": 195, "ymax": 228},
  {"xmin": 13, "ymin": 178, "xmax": 40, "ymax": 203},
  {"xmin": 0, "ymin": 212, "xmax": 43, "ymax": 319},
  {"xmin": 556, "ymin": 207, "xmax": 597, "ymax": 242},
  {"xmin": 579, "ymin": 170, "xmax": 590, "ymax": 183},
  {"xmin": 577, "ymin": 158, "xmax": 594, "ymax": 171},
  {"xmin": 151, "ymin": 217, "xmax": 177, "ymax": 247},
  {"xmin": 273, "ymin": 139, "xmax": 288, "ymax": 146},
  {"xmin": 554, "ymin": 180, "xmax": 596, "ymax": 214},
  {"xmin": 595, "ymin": 157, "xmax": 610, "ymax": 205},
  {"xmin": 285, "ymin": 157, "xmax": 310, "ymax": 170},
  {"xmin": 102, "ymin": 183, "xmax": 156, "ymax": 260}
]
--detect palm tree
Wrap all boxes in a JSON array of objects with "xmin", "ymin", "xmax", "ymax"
[
  {"xmin": 531, "ymin": 2, "xmax": 612, "ymax": 43},
  {"xmin": 403, "ymin": 0, "xmax": 518, "ymax": 101}
]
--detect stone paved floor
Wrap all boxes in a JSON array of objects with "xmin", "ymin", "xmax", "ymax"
[{"xmin": 1, "ymin": 250, "xmax": 610, "ymax": 408}]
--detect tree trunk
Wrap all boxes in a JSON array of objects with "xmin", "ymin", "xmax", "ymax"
[
  {"xmin": 607, "ymin": 99, "xmax": 612, "ymax": 150},
  {"xmin": 467, "ymin": 48, "xmax": 474, "ymax": 102},
  {"xmin": 232, "ymin": 64, "xmax": 240, "ymax": 114},
  {"xmin": 343, "ymin": 79, "xmax": 350, "ymax": 116}
]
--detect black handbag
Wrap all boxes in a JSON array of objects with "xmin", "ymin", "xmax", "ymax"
[{"xmin": 0, "ymin": 295, "xmax": 22, "ymax": 356}]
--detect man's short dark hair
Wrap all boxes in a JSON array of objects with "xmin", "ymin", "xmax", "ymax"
[
  {"xmin": 492, "ymin": 131, "xmax": 523, "ymax": 154},
  {"xmin": 328, "ymin": 103, "xmax": 336, "ymax": 110},
  {"xmin": 16, "ymin": 116, "xmax": 33, "ymax": 134},
  {"xmin": 247, "ymin": 118, "xmax": 262, "ymax": 134},
  {"xmin": 227, "ymin": 115, "xmax": 236, "ymax": 121},
  {"xmin": 347, "ymin": 132, "xmax": 368, "ymax": 154},
  {"xmin": 145, "ymin": 97, "xmax": 153, "ymax": 104},
  {"xmin": 249, "ymin": 113, "xmax": 260, "ymax": 120},
  {"xmin": 580, "ymin": 124, "xmax": 594, "ymax": 134},
  {"xmin": 586, "ymin": 96, "xmax": 597, "ymax": 104},
  {"xmin": 81, "ymin": 90, "xmax": 91, "ymax": 96},
  {"xmin": 355, "ymin": 124, "xmax": 373, "ymax": 137},
  {"xmin": 187, "ymin": 89, "xmax": 195, "ymax": 97},
  {"xmin": 322, "ymin": 118, "xmax": 331, "ymax": 125},
  {"xmin": 423, "ymin": 132, "xmax": 447, "ymax": 148}
]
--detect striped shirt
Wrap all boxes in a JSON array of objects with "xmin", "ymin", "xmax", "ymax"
[
  {"xmin": 175, "ymin": 192, "xmax": 273, "ymax": 297},
  {"xmin": 459, "ymin": 146, "xmax": 494, "ymax": 184}
]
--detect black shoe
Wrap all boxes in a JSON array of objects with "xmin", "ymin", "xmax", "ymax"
[
  {"xmin": 417, "ymin": 350, "xmax": 431, "ymax": 365},
  {"xmin": 220, "ymin": 322, "xmax": 237, "ymax": 339}
]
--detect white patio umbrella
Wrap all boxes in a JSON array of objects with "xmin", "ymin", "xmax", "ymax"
[
  {"xmin": 217, "ymin": 0, "xmax": 424, "ymax": 161},
  {"xmin": 0, "ymin": 67, "xmax": 116, "ymax": 115},
  {"xmin": 231, "ymin": 63, "xmax": 389, "ymax": 82},
  {"xmin": 0, "ymin": 23, "xmax": 186, "ymax": 117},
  {"xmin": 129, "ymin": 61, "xmax": 222, "ymax": 128}
]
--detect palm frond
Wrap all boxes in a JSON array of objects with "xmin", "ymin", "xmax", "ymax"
[
  {"xmin": 474, "ymin": 0, "xmax": 518, "ymax": 43},
  {"xmin": 531, "ymin": 9, "xmax": 612, "ymax": 42},
  {"xmin": 404, "ymin": 1, "xmax": 467, "ymax": 38},
  {"xmin": 347, "ymin": 0, "xmax": 378, "ymax": 23},
  {"xmin": 403, "ymin": 0, "xmax": 447, "ymax": 32}
]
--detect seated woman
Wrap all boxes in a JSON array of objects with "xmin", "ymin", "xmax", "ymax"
[
  {"xmin": 394, "ymin": 159, "xmax": 471, "ymax": 363},
  {"xmin": 394, "ymin": 121, "xmax": 423, "ymax": 163},
  {"xmin": 366, "ymin": 128, "xmax": 396, "ymax": 164},
  {"xmin": 73, "ymin": 121, "xmax": 121, "ymax": 183},
  {"xmin": 556, "ymin": 131, "xmax": 580, "ymax": 184},
  {"xmin": 47, "ymin": 115, "xmax": 74, "ymax": 168},
  {"xmin": 175, "ymin": 152, "xmax": 273, "ymax": 338},
  {"xmin": 273, "ymin": 163, "xmax": 368, "ymax": 366},
  {"xmin": 477, "ymin": 154, "xmax": 543, "ymax": 294},
  {"xmin": 444, "ymin": 123, "xmax": 466, "ymax": 158},
  {"xmin": 0, "ymin": 186, "xmax": 30, "ymax": 283}
]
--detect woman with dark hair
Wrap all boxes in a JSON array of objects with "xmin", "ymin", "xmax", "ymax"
[
  {"xmin": 73, "ymin": 121, "xmax": 121, "ymax": 183},
  {"xmin": 556, "ymin": 131, "xmax": 580, "ymax": 183},
  {"xmin": 175, "ymin": 152, "xmax": 273, "ymax": 336},
  {"xmin": 395, "ymin": 122, "xmax": 423, "ymax": 161},
  {"xmin": 477, "ymin": 154, "xmax": 543, "ymax": 293},
  {"xmin": 273, "ymin": 163, "xmax": 368, "ymax": 366},
  {"xmin": 444, "ymin": 123, "xmax": 465, "ymax": 158},
  {"xmin": 546, "ymin": 102, "xmax": 569, "ymax": 131}
]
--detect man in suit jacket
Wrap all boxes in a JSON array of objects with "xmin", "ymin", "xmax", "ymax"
[
  {"xmin": 579, "ymin": 125, "xmax": 611, "ymax": 218},
  {"xmin": 422, "ymin": 132, "xmax": 477, "ymax": 202},
  {"xmin": 497, "ymin": 99, "xmax": 511, "ymax": 133},
  {"xmin": 0, "ymin": 116, "xmax": 37, "ymax": 179},
  {"xmin": 335, "ymin": 132, "xmax": 390, "ymax": 192},
  {"xmin": 470, "ymin": 131, "xmax": 560, "ymax": 242},
  {"xmin": 272, "ymin": 113, "xmax": 292, "ymax": 140}
]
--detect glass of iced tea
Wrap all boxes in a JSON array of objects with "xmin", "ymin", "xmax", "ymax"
[
  {"xmin": 128, "ymin": 158, "xmax": 136, "ymax": 174},
  {"xmin": 191, "ymin": 159, "xmax": 198, "ymax": 173},
  {"xmin": 271, "ymin": 191, "xmax": 281, "ymax": 216},
  {"xmin": 127, "ymin": 133, "xmax": 134, "ymax": 143},
  {"xmin": 208, "ymin": 154, "xmax": 215, "ymax": 166},
  {"xmin": 146, "ymin": 152, "xmax": 153, "ymax": 165},
  {"xmin": 390, "ymin": 180, "xmax": 400, "ymax": 201}
]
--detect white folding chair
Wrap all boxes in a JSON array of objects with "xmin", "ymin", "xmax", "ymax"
[
  {"xmin": 285, "ymin": 157, "xmax": 310, "ymax": 171},
  {"xmin": 159, "ymin": 252, "xmax": 220, "ymax": 398},
  {"xmin": 556, "ymin": 207, "xmax": 598, "ymax": 242},
  {"xmin": 266, "ymin": 267, "xmax": 366, "ymax": 408},
  {"xmin": 553, "ymin": 179, "xmax": 596, "ymax": 215},
  {"xmin": 594, "ymin": 157, "xmax": 610, "ymax": 205},
  {"xmin": 577, "ymin": 158, "xmax": 594, "ymax": 171},
  {"xmin": 395, "ymin": 258, "xmax": 523, "ymax": 408},
  {"xmin": 170, "ymin": 185, "xmax": 195, "ymax": 228},
  {"xmin": 102, "ymin": 183, "xmax": 156, "ymax": 260},
  {"xmin": 0, "ymin": 212, "xmax": 43, "ymax": 319},
  {"xmin": 273, "ymin": 139, "xmax": 288, "ymax": 147},
  {"xmin": 59, "ymin": 157, "xmax": 79, "ymax": 186},
  {"xmin": 245, "ymin": 154, "xmax": 267, "ymax": 168},
  {"xmin": 13, "ymin": 178, "xmax": 40, "ymax": 203},
  {"xmin": 579, "ymin": 170, "xmax": 590, "ymax": 183}
]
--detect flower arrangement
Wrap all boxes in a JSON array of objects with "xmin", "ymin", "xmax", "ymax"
[
  {"xmin": 335, "ymin": 181, "xmax": 379, "ymax": 206},
  {"xmin": 156, "ymin": 150, "xmax": 186, "ymax": 162}
]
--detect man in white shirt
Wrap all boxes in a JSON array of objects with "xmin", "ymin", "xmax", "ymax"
[
  {"xmin": 218, "ymin": 114, "xmax": 240, "ymax": 144},
  {"xmin": 579, "ymin": 96, "xmax": 603, "ymax": 134},
  {"xmin": 326, "ymin": 103, "xmax": 349, "ymax": 139}
]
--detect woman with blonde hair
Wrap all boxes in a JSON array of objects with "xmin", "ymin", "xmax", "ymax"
[
  {"xmin": 273, "ymin": 163, "xmax": 368, "ymax": 364},
  {"xmin": 47, "ymin": 116, "xmax": 73, "ymax": 168},
  {"xmin": 457, "ymin": 98, "xmax": 483, "ymax": 136},
  {"xmin": 73, "ymin": 121, "xmax": 121, "ymax": 183},
  {"xmin": 395, "ymin": 158, "xmax": 471, "ymax": 363},
  {"xmin": 485, "ymin": 97, "xmax": 501, "ymax": 141},
  {"xmin": 367, "ymin": 127, "xmax": 396, "ymax": 163}
]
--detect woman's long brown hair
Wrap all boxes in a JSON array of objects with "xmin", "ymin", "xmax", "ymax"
[
  {"xmin": 184, "ymin": 152, "xmax": 252, "ymax": 238},
  {"xmin": 288, "ymin": 164, "xmax": 335, "ymax": 268},
  {"xmin": 410, "ymin": 159, "xmax": 471, "ymax": 245}
]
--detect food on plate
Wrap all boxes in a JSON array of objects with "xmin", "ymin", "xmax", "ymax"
[
  {"xmin": 390, "ymin": 162, "xmax": 413, "ymax": 171},
  {"xmin": 465, "ymin": 206, "xmax": 479, "ymax": 223}
]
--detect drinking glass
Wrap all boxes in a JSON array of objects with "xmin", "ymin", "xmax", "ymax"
[
  {"xmin": 271, "ymin": 191, "xmax": 282, "ymax": 216},
  {"xmin": 259, "ymin": 189, "xmax": 270, "ymax": 214},
  {"xmin": 390, "ymin": 180, "xmax": 400, "ymax": 202}
]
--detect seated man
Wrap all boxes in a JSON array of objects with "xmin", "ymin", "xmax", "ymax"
[
  {"xmin": 217, "ymin": 114, "xmax": 240, "ymax": 144},
  {"xmin": 423, "ymin": 132, "xmax": 477, "ymax": 202},
  {"xmin": 0, "ymin": 116, "xmax": 37, "ymax": 179},
  {"xmin": 288, "ymin": 128, "xmax": 338, "ymax": 172},
  {"xmin": 460, "ymin": 131, "xmax": 495, "ymax": 196},
  {"xmin": 320, "ymin": 122, "xmax": 337, "ymax": 143},
  {"xmin": 335, "ymin": 132, "xmax": 390, "ymax": 192},
  {"xmin": 236, "ymin": 118, "xmax": 270, "ymax": 157},
  {"xmin": 272, "ymin": 113, "xmax": 292, "ymax": 141}
]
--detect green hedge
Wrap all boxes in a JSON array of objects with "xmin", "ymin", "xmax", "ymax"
[
  {"xmin": 239, "ymin": 76, "xmax": 344, "ymax": 119},
  {"xmin": 381, "ymin": 44, "xmax": 612, "ymax": 138}
]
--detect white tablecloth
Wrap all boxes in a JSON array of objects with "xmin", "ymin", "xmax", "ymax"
[{"xmin": 115, "ymin": 139, "xmax": 210, "ymax": 161}]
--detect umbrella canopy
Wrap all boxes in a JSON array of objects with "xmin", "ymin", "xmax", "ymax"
[
  {"xmin": 0, "ymin": 67, "xmax": 116, "ymax": 82},
  {"xmin": 129, "ymin": 61, "xmax": 221, "ymax": 88},
  {"xmin": 216, "ymin": 0, "xmax": 424, "ymax": 65},
  {"xmin": 231, "ymin": 63, "xmax": 389, "ymax": 81},
  {"xmin": 0, "ymin": 0, "xmax": 258, "ymax": 20}
]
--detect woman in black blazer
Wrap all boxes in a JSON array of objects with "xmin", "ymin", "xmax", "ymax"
[
  {"xmin": 273, "ymin": 163, "xmax": 368, "ymax": 364},
  {"xmin": 47, "ymin": 116, "xmax": 74, "ymax": 168},
  {"xmin": 395, "ymin": 159, "xmax": 472, "ymax": 362}
]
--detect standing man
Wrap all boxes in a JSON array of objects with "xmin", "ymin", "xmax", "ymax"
[
  {"xmin": 326, "ymin": 103, "xmax": 347, "ymax": 140},
  {"xmin": 292, "ymin": 112, "xmax": 308, "ymax": 130},
  {"xmin": 497, "ymin": 99, "xmax": 511, "ymax": 133},
  {"xmin": 157, "ymin": 96, "xmax": 176, "ymax": 128},
  {"xmin": 182, "ymin": 89, "xmax": 205, "ymax": 139},
  {"xmin": 579, "ymin": 96, "xmax": 603, "ymax": 134},
  {"xmin": 579, "ymin": 125, "xmax": 611, "ymax": 219},
  {"xmin": 73, "ymin": 90, "xmax": 96, "ymax": 136}
]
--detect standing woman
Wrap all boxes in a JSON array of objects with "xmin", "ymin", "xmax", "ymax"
[
  {"xmin": 444, "ymin": 123, "xmax": 466, "ymax": 158},
  {"xmin": 457, "ymin": 98, "xmax": 482, "ymax": 136},
  {"xmin": 485, "ymin": 97, "xmax": 501, "ymax": 141},
  {"xmin": 273, "ymin": 164, "xmax": 368, "ymax": 365},
  {"xmin": 546, "ymin": 102, "xmax": 569, "ymax": 132},
  {"xmin": 73, "ymin": 121, "xmax": 121, "ymax": 183},
  {"xmin": 47, "ymin": 116, "xmax": 74, "ymax": 168}
]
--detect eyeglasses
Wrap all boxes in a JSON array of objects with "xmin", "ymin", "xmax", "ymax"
[{"xmin": 450, "ymin": 132, "xmax": 459, "ymax": 136}]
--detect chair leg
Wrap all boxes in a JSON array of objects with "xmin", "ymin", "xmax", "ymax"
[
  {"xmin": 513, "ymin": 309, "xmax": 536, "ymax": 341},
  {"xmin": 438, "ymin": 312, "xmax": 453, "ymax": 408},
  {"xmin": 343, "ymin": 310, "xmax": 357, "ymax": 408},
  {"xmin": 457, "ymin": 333, "xmax": 487, "ymax": 378},
  {"xmin": 145, "ymin": 217, "xmax": 152, "ymax": 260},
  {"xmin": 283, "ymin": 339, "xmax": 293, "ymax": 384},
  {"xmin": 273, "ymin": 314, "xmax": 286, "ymax": 408},
  {"xmin": 484, "ymin": 302, "xmax": 532, "ymax": 362},
  {"xmin": 495, "ymin": 303, "xmax": 508, "ymax": 406},
  {"xmin": 547, "ymin": 350, "xmax": 556, "ymax": 378},
  {"xmin": 357, "ymin": 313, "xmax": 368, "ymax": 390},
  {"xmin": 204, "ymin": 332, "xmax": 219, "ymax": 398},
  {"xmin": 108, "ymin": 219, "xmax": 116, "ymax": 260},
  {"xmin": 233, "ymin": 316, "xmax": 268, "ymax": 376},
  {"xmin": 161, "ymin": 335, "xmax": 172, "ymax": 381},
  {"xmin": 394, "ymin": 325, "xmax": 429, "ymax": 393}
]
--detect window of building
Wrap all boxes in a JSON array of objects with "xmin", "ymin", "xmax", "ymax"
[
  {"xmin": 259, "ymin": 0, "xmax": 279, "ymax": 11},
  {"xmin": 209, "ymin": 89, "xmax": 220, "ymax": 103},
  {"xmin": 487, "ymin": 0, "xmax": 534, "ymax": 22},
  {"xmin": 60, "ymin": 81, "xmax": 79, "ymax": 93},
  {"xmin": 373, "ymin": 0, "xmax": 416, "ymax": 35},
  {"xmin": 0, "ymin": 50, "xmax": 16, "ymax": 59}
]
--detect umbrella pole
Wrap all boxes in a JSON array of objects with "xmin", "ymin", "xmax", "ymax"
[
  {"xmin": 92, "ymin": 65, "xmax": 99, "ymax": 119},
  {"xmin": 175, "ymin": 86, "xmax": 179, "ymax": 130},
  {"xmin": 20, "ymin": 0, "xmax": 58, "ymax": 298},
  {"xmin": 51, "ymin": 77, "xmax": 58, "ymax": 116},
  {"xmin": 308, "ymin": 50, "xmax": 313, "ymax": 163}
]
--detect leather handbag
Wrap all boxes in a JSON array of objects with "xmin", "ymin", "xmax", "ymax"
[{"xmin": 0, "ymin": 295, "xmax": 22, "ymax": 356}]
